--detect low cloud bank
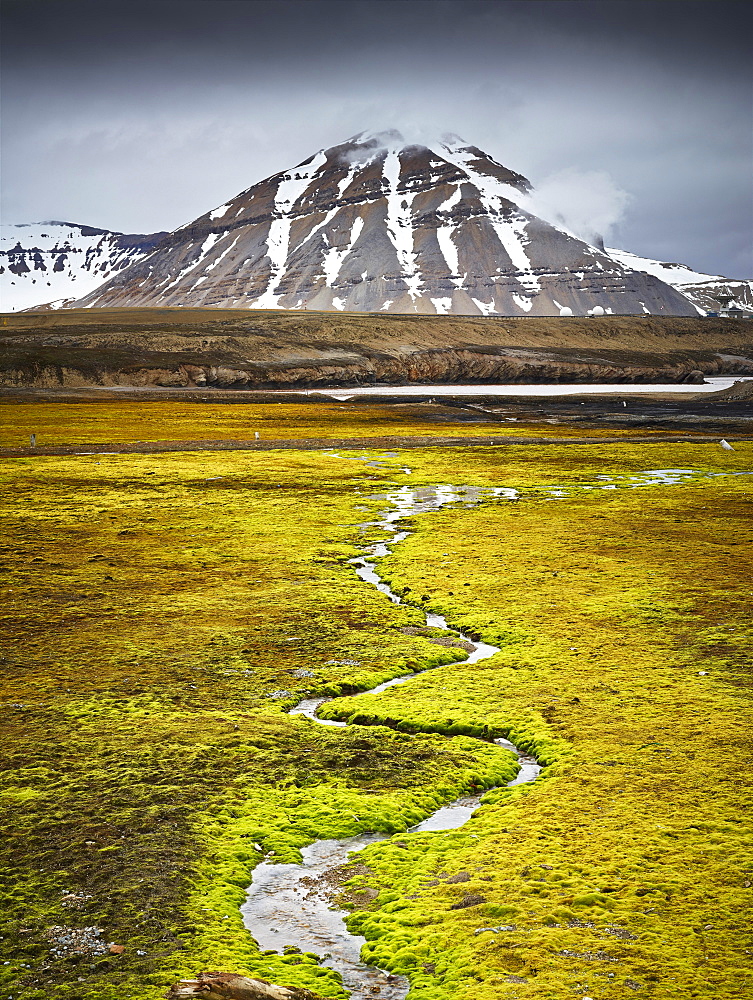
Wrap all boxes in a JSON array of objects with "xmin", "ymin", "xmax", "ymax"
[{"xmin": 522, "ymin": 169, "xmax": 631, "ymax": 247}]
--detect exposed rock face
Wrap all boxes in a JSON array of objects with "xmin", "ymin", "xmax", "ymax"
[
  {"xmin": 165, "ymin": 972, "xmax": 328, "ymax": 1000},
  {"xmin": 68, "ymin": 130, "xmax": 698, "ymax": 316},
  {"xmin": 0, "ymin": 222, "xmax": 166, "ymax": 312},
  {"xmin": 715, "ymin": 377, "xmax": 753, "ymax": 401}
]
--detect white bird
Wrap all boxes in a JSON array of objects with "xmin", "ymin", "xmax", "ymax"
[
  {"xmin": 255, "ymin": 431, "xmax": 260, "ymax": 440},
  {"xmin": 720, "ymin": 439, "xmax": 734, "ymax": 451}
]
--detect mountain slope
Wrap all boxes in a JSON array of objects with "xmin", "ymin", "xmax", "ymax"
[
  {"xmin": 69, "ymin": 131, "xmax": 697, "ymax": 316},
  {"xmin": 0, "ymin": 222, "xmax": 165, "ymax": 312},
  {"xmin": 604, "ymin": 247, "xmax": 753, "ymax": 315}
]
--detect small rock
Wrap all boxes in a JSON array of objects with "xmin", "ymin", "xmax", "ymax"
[
  {"xmin": 605, "ymin": 925, "xmax": 637, "ymax": 940},
  {"xmin": 109, "ymin": 944, "xmax": 125, "ymax": 955},
  {"xmin": 445, "ymin": 871, "xmax": 470, "ymax": 884},
  {"xmin": 450, "ymin": 893, "xmax": 487, "ymax": 910}
]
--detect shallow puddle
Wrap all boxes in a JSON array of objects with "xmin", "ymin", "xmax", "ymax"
[{"xmin": 242, "ymin": 834, "xmax": 408, "ymax": 999}]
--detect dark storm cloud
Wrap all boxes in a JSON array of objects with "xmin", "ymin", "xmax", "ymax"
[{"xmin": 2, "ymin": 0, "xmax": 751, "ymax": 276}]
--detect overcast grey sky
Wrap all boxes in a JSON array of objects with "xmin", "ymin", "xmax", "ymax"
[{"xmin": 2, "ymin": 0, "xmax": 751, "ymax": 277}]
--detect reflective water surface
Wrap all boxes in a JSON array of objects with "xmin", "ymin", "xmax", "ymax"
[{"xmin": 242, "ymin": 482, "xmax": 540, "ymax": 998}]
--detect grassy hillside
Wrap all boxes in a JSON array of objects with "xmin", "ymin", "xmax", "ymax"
[{"xmin": 3, "ymin": 307, "xmax": 751, "ymax": 349}]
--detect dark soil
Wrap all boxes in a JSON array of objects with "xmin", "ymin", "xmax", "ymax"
[{"xmin": 2, "ymin": 431, "xmax": 749, "ymax": 460}]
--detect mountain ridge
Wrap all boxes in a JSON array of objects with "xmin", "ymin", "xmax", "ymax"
[
  {"xmin": 0, "ymin": 222, "xmax": 166, "ymax": 313},
  {"xmin": 3, "ymin": 308, "xmax": 750, "ymax": 391},
  {"xmin": 2, "ymin": 131, "xmax": 750, "ymax": 316},
  {"xmin": 54, "ymin": 130, "xmax": 701, "ymax": 316}
]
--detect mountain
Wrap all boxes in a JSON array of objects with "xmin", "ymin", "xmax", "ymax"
[
  {"xmin": 0, "ymin": 222, "xmax": 165, "ymax": 312},
  {"xmin": 5, "ymin": 132, "xmax": 749, "ymax": 317},
  {"xmin": 603, "ymin": 247, "xmax": 752, "ymax": 316},
  {"xmin": 59, "ymin": 130, "xmax": 699, "ymax": 316}
]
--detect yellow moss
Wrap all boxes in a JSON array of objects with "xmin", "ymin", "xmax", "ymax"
[
  {"xmin": 0, "ymin": 398, "xmax": 670, "ymax": 449},
  {"xmin": 323, "ymin": 443, "xmax": 753, "ymax": 998},
  {"xmin": 1, "ymin": 411, "xmax": 751, "ymax": 999}
]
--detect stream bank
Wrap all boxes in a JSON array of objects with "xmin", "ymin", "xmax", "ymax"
[{"xmin": 241, "ymin": 483, "xmax": 542, "ymax": 999}]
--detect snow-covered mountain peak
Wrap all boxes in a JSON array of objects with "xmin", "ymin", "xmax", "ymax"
[
  {"xmin": 346, "ymin": 128, "xmax": 467, "ymax": 153},
  {"xmin": 346, "ymin": 128, "xmax": 407, "ymax": 150},
  {"xmin": 325, "ymin": 129, "xmax": 532, "ymax": 197},
  {"xmin": 439, "ymin": 131, "xmax": 466, "ymax": 147},
  {"xmin": 7, "ymin": 131, "xmax": 746, "ymax": 316},
  {"xmin": 60, "ymin": 131, "xmax": 698, "ymax": 316}
]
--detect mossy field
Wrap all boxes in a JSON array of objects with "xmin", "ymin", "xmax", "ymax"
[
  {"xmin": 0, "ymin": 400, "xmax": 676, "ymax": 451},
  {"xmin": 1, "ymin": 400, "xmax": 751, "ymax": 1000}
]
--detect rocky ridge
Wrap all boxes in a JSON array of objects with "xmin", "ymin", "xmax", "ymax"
[
  {"xmin": 2, "ymin": 310, "xmax": 750, "ymax": 389},
  {"xmin": 604, "ymin": 247, "xmax": 753, "ymax": 316}
]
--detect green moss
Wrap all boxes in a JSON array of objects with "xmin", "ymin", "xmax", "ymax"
[
  {"xmin": 1, "ymin": 416, "xmax": 751, "ymax": 999},
  {"xmin": 0, "ymin": 398, "xmax": 665, "ymax": 449},
  {"xmin": 316, "ymin": 442, "xmax": 753, "ymax": 998}
]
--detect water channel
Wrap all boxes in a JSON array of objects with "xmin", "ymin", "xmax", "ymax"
[
  {"xmin": 241, "ymin": 482, "xmax": 540, "ymax": 998},
  {"xmin": 293, "ymin": 375, "xmax": 752, "ymax": 400},
  {"xmin": 240, "ymin": 465, "xmax": 749, "ymax": 998}
]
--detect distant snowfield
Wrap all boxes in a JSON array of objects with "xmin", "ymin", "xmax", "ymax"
[
  {"xmin": 604, "ymin": 247, "xmax": 722, "ymax": 286},
  {"xmin": 604, "ymin": 247, "xmax": 753, "ymax": 315},
  {"xmin": 295, "ymin": 376, "xmax": 752, "ymax": 399},
  {"xmin": 0, "ymin": 222, "xmax": 157, "ymax": 312}
]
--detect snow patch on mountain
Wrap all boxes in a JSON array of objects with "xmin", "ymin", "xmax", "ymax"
[
  {"xmin": 605, "ymin": 247, "xmax": 753, "ymax": 315},
  {"xmin": 383, "ymin": 147, "xmax": 421, "ymax": 300},
  {"xmin": 256, "ymin": 152, "xmax": 329, "ymax": 308},
  {"xmin": 606, "ymin": 247, "xmax": 723, "ymax": 285},
  {"xmin": 0, "ymin": 222, "xmax": 164, "ymax": 311}
]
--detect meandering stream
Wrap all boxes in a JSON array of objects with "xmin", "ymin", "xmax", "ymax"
[
  {"xmin": 241, "ymin": 466, "xmax": 749, "ymax": 998},
  {"xmin": 242, "ymin": 482, "xmax": 540, "ymax": 998}
]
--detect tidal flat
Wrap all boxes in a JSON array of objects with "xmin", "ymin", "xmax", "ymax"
[{"xmin": 0, "ymin": 401, "xmax": 751, "ymax": 1000}]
